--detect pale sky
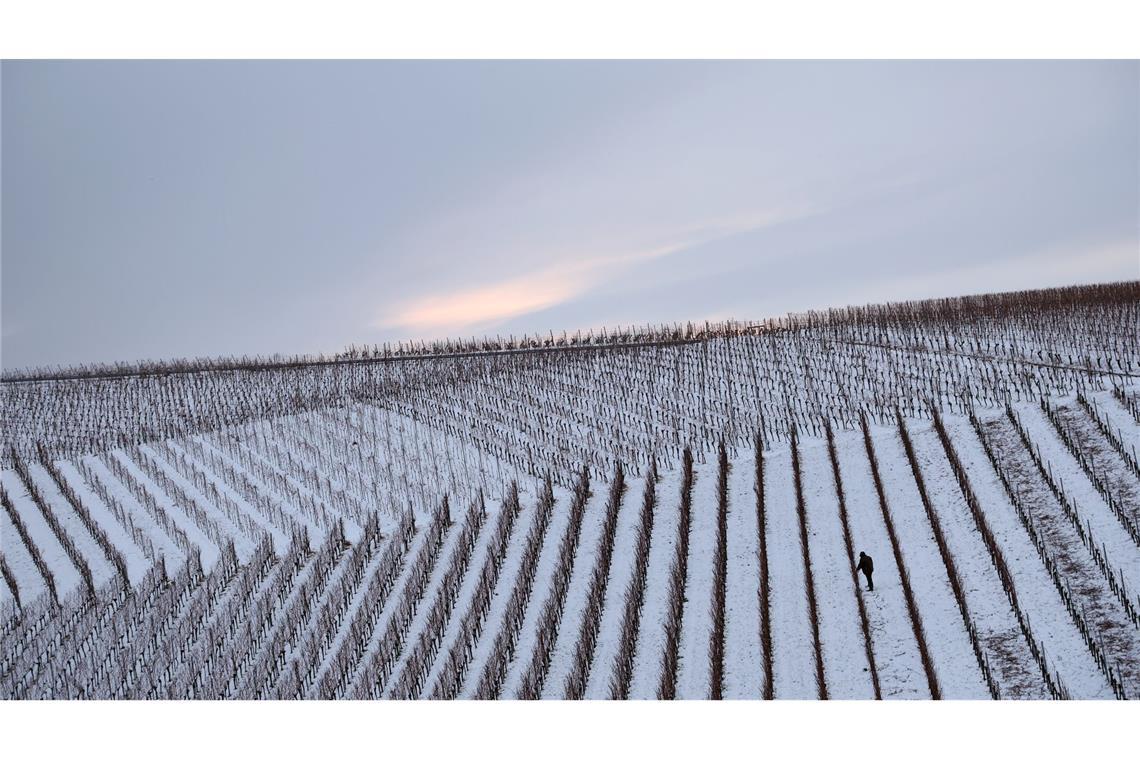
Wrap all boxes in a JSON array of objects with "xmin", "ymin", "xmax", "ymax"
[{"xmin": 2, "ymin": 60, "xmax": 1137, "ymax": 370}]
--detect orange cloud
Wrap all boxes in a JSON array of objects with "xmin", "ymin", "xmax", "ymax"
[
  {"xmin": 372, "ymin": 205, "xmax": 816, "ymax": 336},
  {"xmin": 373, "ymin": 244, "xmax": 684, "ymax": 334},
  {"xmin": 377, "ymin": 269, "xmax": 582, "ymax": 332}
]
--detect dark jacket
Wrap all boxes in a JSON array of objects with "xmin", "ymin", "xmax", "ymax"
[{"xmin": 857, "ymin": 554, "xmax": 874, "ymax": 574}]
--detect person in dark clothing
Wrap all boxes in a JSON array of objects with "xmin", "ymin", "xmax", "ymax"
[{"xmin": 856, "ymin": 551, "xmax": 874, "ymax": 591}]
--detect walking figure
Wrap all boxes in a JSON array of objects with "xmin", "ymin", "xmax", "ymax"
[{"xmin": 856, "ymin": 551, "xmax": 874, "ymax": 591}]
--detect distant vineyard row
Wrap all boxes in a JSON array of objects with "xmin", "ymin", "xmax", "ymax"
[
  {"xmin": 3, "ymin": 395, "xmax": 1138, "ymax": 698},
  {"xmin": 4, "ymin": 282, "xmax": 1137, "ymax": 472},
  {"xmin": 4, "ymin": 280, "xmax": 1134, "ymax": 384},
  {"xmin": 1, "ymin": 281, "xmax": 1137, "ymax": 699}
]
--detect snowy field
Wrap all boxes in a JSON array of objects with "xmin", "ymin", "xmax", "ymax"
[{"xmin": 2, "ymin": 283, "xmax": 1138, "ymax": 699}]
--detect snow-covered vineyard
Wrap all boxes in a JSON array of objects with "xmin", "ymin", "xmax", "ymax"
[{"xmin": 2, "ymin": 282, "xmax": 1138, "ymax": 699}]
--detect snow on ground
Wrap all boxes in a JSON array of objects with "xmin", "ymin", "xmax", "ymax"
[
  {"xmin": 162, "ymin": 440, "xmax": 277, "ymax": 556},
  {"xmin": 675, "ymin": 461, "xmax": 719, "ymax": 698},
  {"xmin": 135, "ymin": 567, "xmax": 242, "ymax": 699},
  {"xmin": 872, "ymin": 422, "xmax": 988, "ymax": 698},
  {"xmin": 979, "ymin": 410, "xmax": 1140, "ymax": 697},
  {"xmin": 55, "ymin": 461, "xmax": 150, "ymax": 583},
  {"xmin": 941, "ymin": 413, "xmax": 1111, "ymax": 698},
  {"xmin": 195, "ymin": 435, "xmax": 330, "ymax": 543},
  {"xmin": 254, "ymin": 416, "xmax": 370, "ymax": 519},
  {"xmin": 162, "ymin": 562, "xmax": 256, "ymax": 698},
  {"xmin": 722, "ymin": 449, "xmax": 764, "ymax": 699},
  {"xmin": 583, "ymin": 475, "xmax": 645, "ymax": 698},
  {"xmin": 1098, "ymin": 389, "xmax": 1140, "ymax": 435},
  {"xmin": 457, "ymin": 485, "xmax": 552, "ymax": 698},
  {"xmin": 0, "ymin": 503, "xmax": 49, "ymax": 605},
  {"xmin": 907, "ymin": 420, "xmax": 1050, "ymax": 699},
  {"xmin": 224, "ymin": 429, "xmax": 364, "ymax": 542},
  {"xmin": 382, "ymin": 512, "xmax": 472, "ymax": 696},
  {"xmin": 0, "ymin": 579, "xmax": 14, "ymax": 613},
  {"xmin": 344, "ymin": 526, "xmax": 433, "ymax": 697},
  {"xmin": 498, "ymin": 483, "xmax": 586, "ymax": 698},
  {"xmin": 5, "ymin": 333, "xmax": 1137, "ymax": 701},
  {"xmin": 228, "ymin": 550, "xmax": 323, "ymax": 698},
  {"xmin": 1, "ymin": 470, "xmax": 82, "ymax": 598},
  {"xmin": 276, "ymin": 538, "xmax": 380, "ymax": 697},
  {"xmin": 797, "ymin": 438, "xmax": 875, "ymax": 699},
  {"xmin": 26, "ymin": 463, "xmax": 117, "ymax": 588},
  {"xmin": 191, "ymin": 552, "xmax": 291, "ymax": 697},
  {"xmin": 112, "ymin": 449, "xmax": 222, "ymax": 570},
  {"xmin": 764, "ymin": 443, "xmax": 818, "ymax": 698},
  {"xmin": 313, "ymin": 408, "xmax": 429, "ymax": 517},
  {"xmin": 331, "ymin": 402, "xmax": 522, "ymax": 518},
  {"xmin": 831, "ymin": 429, "xmax": 929, "ymax": 699},
  {"xmin": 541, "ymin": 477, "xmax": 617, "ymax": 697},
  {"xmin": 82, "ymin": 455, "xmax": 187, "ymax": 573},
  {"xmin": 1014, "ymin": 402, "xmax": 1140, "ymax": 597},
  {"xmin": 420, "ymin": 499, "xmax": 507, "ymax": 695},
  {"xmin": 305, "ymin": 536, "xmax": 395, "ymax": 696},
  {"xmin": 627, "ymin": 466, "xmax": 683, "ymax": 698},
  {"xmin": 1050, "ymin": 400, "xmax": 1140, "ymax": 522}
]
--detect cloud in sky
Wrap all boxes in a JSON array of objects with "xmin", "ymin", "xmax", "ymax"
[
  {"xmin": 373, "ymin": 248, "xmax": 672, "ymax": 334},
  {"xmin": 372, "ymin": 205, "xmax": 814, "ymax": 335},
  {"xmin": 2, "ymin": 60, "xmax": 1137, "ymax": 369}
]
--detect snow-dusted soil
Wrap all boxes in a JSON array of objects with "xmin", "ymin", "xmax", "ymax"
[
  {"xmin": 26, "ymin": 463, "xmax": 119, "ymax": 587},
  {"xmin": 674, "ymin": 461, "xmax": 719, "ymax": 698},
  {"xmin": 870, "ymin": 423, "xmax": 989, "ymax": 698},
  {"xmin": 940, "ymin": 413, "xmax": 1113, "ymax": 698},
  {"xmin": 798, "ymin": 439, "xmax": 875, "ymax": 699},
  {"xmin": 193, "ymin": 436, "xmax": 326, "ymax": 546},
  {"xmin": 81, "ymin": 454, "xmax": 188, "ymax": 573},
  {"xmin": 55, "ymin": 461, "xmax": 150, "ymax": 582},
  {"xmin": 764, "ymin": 445, "xmax": 818, "ymax": 698},
  {"xmin": 5, "ymin": 360, "xmax": 1139, "ymax": 701},
  {"xmin": 977, "ymin": 411, "xmax": 1140, "ymax": 698},
  {"xmin": 225, "ymin": 548, "xmax": 321, "ymax": 698},
  {"xmin": 498, "ymin": 483, "xmax": 585, "ymax": 698},
  {"xmin": 0, "ymin": 503, "xmax": 50, "ymax": 605},
  {"xmin": 540, "ymin": 477, "xmax": 619, "ymax": 698},
  {"xmin": 1015, "ymin": 403, "xmax": 1140, "ymax": 597},
  {"xmin": 1051, "ymin": 401, "xmax": 1140, "ymax": 523},
  {"xmin": 112, "ymin": 449, "xmax": 223, "ymax": 570},
  {"xmin": 1093, "ymin": 391, "xmax": 1140, "ymax": 474},
  {"xmin": 627, "ymin": 466, "xmax": 683, "ymax": 698},
  {"xmin": 583, "ymin": 476, "xmax": 646, "ymax": 698},
  {"xmin": 2, "ymin": 469, "xmax": 84, "ymax": 599},
  {"xmin": 419, "ymin": 498, "xmax": 507, "ymax": 697},
  {"xmin": 347, "ymin": 516, "xmax": 450, "ymax": 699},
  {"xmin": 457, "ymin": 484, "xmax": 555, "ymax": 699},
  {"xmin": 188, "ymin": 549, "xmax": 292, "ymax": 697},
  {"xmin": 830, "ymin": 429, "xmax": 931, "ymax": 699},
  {"xmin": 722, "ymin": 450, "xmax": 765, "ymax": 698},
  {"xmin": 906, "ymin": 421, "xmax": 1050, "ymax": 699}
]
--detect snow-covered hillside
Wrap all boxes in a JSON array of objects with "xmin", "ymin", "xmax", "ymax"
[{"xmin": 2, "ymin": 282, "xmax": 1138, "ymax": 699}]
